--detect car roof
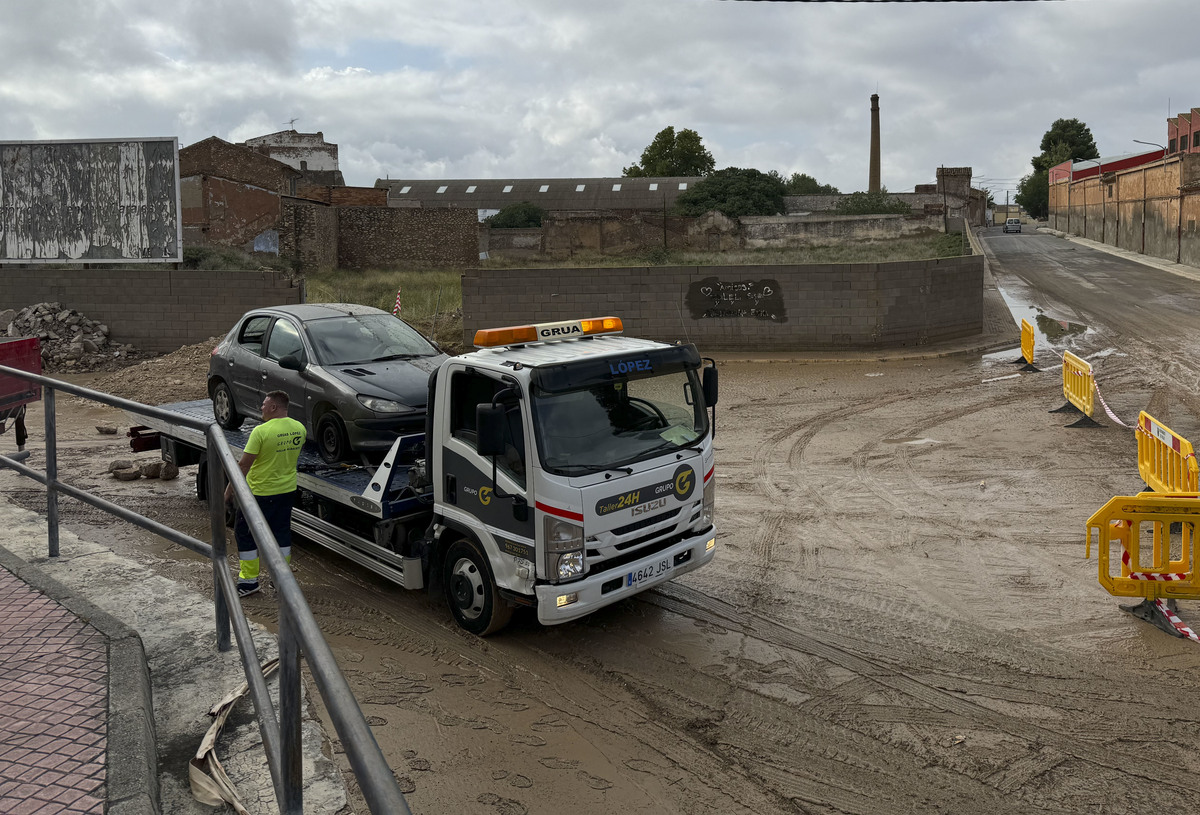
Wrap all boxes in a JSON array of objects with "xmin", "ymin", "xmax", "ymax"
[{"xmin": 250, "ymin": 303, "xmax": 390, "ymax": 322}]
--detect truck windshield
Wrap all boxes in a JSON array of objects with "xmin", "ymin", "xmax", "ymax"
[
  {"xmin": 532, "ymin": 369, "xmax": 708, "ymax": 475},
  {"xmin": 305, "ymin": 314, "xmax": 438, "ymax": 365}
]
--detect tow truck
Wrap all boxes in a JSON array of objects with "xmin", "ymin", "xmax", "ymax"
[{"xmin": 137, "ymin": 316, "xmax": 719, "ymax": 635}]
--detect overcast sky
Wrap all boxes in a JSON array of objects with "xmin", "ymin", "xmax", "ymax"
[{"xmin": 2, "ymin": 0, "xmax": 1197, "ymax": 202}]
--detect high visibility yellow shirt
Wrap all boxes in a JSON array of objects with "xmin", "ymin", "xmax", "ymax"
[{"xmin": 245, "ymin": 417, "xmax": 306, "ymax": 496}]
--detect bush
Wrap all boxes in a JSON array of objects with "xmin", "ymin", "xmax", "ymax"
[
  {"xmin": 832, "ymin": 190, "xmax": 911, "ymax": 216},
  {"xmin": 674, "ymin": 168, "xmax": 786, "ymax": 218},
  {"xmin": 485, "ymin": 202, "xmax": 547, "ymax": 229}
]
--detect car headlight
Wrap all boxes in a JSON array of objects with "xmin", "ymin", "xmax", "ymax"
[
  {"xmin": 544, "ymin": 516, "xmax": 584, "ymax": 582},
  {"xmin": 701, "ymin": 475, "xmax": 715, "ymax": 527},
  {"xmin": 357, "ymin": 395, "xmax": 408, "ymax": 413}
]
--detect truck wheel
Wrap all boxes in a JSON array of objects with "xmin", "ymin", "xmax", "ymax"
[
  {"xmin": 316, "ymin": 412, "xmax": 349, "ymax": 463},
  {"xmin": 443, "ymin": 538, "xmax": 513, "ymax": 636},
  {"xmin": 212, "ymin": 381, "xmax": 244, "ymax": 430}
]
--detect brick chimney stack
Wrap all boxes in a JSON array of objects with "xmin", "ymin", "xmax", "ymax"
[{"xmin": 869, "ymin": 94, "xmax": 881, "ymax": 193}]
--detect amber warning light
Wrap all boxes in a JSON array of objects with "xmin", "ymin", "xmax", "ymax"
[{"xmin": 474, "ymin": 316, "xmax": 623, "ymax": 348}]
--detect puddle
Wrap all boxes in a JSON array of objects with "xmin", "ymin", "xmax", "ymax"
[{"xmin": 986, "ymin": 284, "xmax": 1092, "ymax": 357}]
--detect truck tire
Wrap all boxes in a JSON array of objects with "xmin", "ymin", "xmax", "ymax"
[
  {"xmin": 443, "ymin": 537, "xmax": 513, "ymax": 636},
  {"xmin": 316, "ymin": 412, "xmax": 350, "ymax": 464},
  {"xmin": 212, "ymin": 381, "xmax": 244, "ymax": 430}
]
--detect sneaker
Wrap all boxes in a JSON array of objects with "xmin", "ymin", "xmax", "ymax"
[{"xmin": 237, "ymin": 582, "xmax": 260, "ymax": 598}]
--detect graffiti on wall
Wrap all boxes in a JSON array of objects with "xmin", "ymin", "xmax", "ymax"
[{"xmin": 686, "ymin": 276, "xmax": 786, "ymax": 322}]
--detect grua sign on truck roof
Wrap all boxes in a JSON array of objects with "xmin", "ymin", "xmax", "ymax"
[{"xmin": 0, "ymin": 137, "xmax": 181, "ymax": 263}]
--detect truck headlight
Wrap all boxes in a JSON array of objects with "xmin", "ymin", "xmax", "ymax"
[
  {"xmin": 544, "ymin": 516, "xmax": 584, "ymax": 582},
  {"xmin": 357, "ymin": 395, "xmax": 408, "ymax": 413},
  {"xmin": 701, "ymin": 476, "xmax": 715, "ymax": 527}
]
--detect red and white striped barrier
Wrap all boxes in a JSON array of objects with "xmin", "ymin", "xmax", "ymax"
[{"xmin": 392, "ymin": 287, "xmax": 402, "ymax": 316}]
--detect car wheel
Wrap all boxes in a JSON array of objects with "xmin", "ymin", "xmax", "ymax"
[
  {"xmin": 212, "ymin": 381, "xmax": 244, "ymax": 430},
  {"xmin": 443, "ymin": 537, "xmax": 513, "ymax": 636},
  {"xmin": 316, "ymin": 412, "xmax": 350, "ymax": 464}
]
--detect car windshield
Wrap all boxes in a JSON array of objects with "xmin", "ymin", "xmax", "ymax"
[
  {"xmin": 305, "ymin": 314, "xmax": 438, "ymax": 365},
  {"xmin": 532, "ymin": 369, "xmax": 708, "ymax": 475}
]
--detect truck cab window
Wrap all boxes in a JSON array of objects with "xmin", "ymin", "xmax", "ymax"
[{"xmin": 449, "ymin": 370, "xmax": 526, "ymax": 486}]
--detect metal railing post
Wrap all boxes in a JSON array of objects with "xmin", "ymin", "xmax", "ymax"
[
  {"xmin": 44, "ymin": 387, "xmax": 59, "ymax": 558},
  {"xmin": 279, "ymin": 605, "xmax": 304, "ymax": 814},
  {"xmin": 206, "ymin": 441, "xmax": 232, "ymax": 652}
]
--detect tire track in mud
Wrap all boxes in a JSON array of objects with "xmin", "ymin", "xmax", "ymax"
[{"xmin": 642, "ymin": 582, "xmax": 1200, "ymax": 800}]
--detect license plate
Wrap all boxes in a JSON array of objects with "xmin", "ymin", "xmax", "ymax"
[{"xmin": 627, "ymin": 557, "xmax": 672, "ymax": 588}]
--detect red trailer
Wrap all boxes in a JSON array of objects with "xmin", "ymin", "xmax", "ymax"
[{"xmin": 0, "ymin": 336, "xmax": 41, "ymax": 412}]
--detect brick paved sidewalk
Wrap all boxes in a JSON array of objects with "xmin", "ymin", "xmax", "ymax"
[{"xmin": 0, "ymin": 566, "xmax": 107, "ymax": 814}]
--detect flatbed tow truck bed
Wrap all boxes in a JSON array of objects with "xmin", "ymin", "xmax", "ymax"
[{"xmin": 135, "ymin": 399, "xmax": 430, "ymax": 589}]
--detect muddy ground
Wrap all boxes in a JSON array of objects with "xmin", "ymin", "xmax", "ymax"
[{"xmin": 3, "ymin": 343, "xmax": 1199, "ymax": 814}]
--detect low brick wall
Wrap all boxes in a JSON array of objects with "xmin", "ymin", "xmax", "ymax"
[
  {"xmin": 463, "ymin": 256, "xmax": 983, "ymax": 351},
  {"xmin": 0, "ymin": 269, "xmax": 301, "ymax": 353}
]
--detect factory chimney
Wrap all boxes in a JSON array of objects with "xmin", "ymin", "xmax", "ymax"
[{"xmin": 869, "ymin": 93, "xmax": 881, "ymax": 194}]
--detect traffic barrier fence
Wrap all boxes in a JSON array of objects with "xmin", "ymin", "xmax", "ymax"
[{"xmin": 1137, "ymin": 411, "xmax": 1199, "ymax": 494}]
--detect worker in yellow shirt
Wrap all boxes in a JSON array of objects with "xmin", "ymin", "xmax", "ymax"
[{"xmin": 223, "ymin": 390, "xmax": 306, "ymax": 597}]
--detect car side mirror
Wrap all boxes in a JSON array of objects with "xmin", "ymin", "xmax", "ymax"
[
  {"xmin": 279, "ymin": 354, "xmax": 305, "ymax": 371},
  {"xmin": 476, "ymin": 404, "xmax": 506, "ymax": 457},
  {"xmin": 702, "ymin": 365, "xmax": 719, "ymax": 407}
]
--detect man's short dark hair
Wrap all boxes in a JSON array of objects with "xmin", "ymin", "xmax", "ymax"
[{"xmin": 266, "ymin": 390, "xmax": 290, "ymax": 409}]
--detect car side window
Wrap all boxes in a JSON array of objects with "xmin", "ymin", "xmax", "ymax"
[
  {"xmin": 238, "ymin": 316, "xmax": 272, "ymax": 356},
  {"xmin": 265, "ymin": 319, "xmax": 305, "ymax": 364}
]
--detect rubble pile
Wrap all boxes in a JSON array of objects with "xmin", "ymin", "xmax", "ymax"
[{"xmin": 1, "ymin": 303, "xmax": 144, "ymax": 372}]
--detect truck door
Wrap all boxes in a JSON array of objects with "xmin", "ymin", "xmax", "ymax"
[
  {"xmin": 441, "ymin": 369, "xmax": 534, "ymax": 544},
  {"xmin": 260, "ymin": 316, "xmax": 309, "ymax": 424}
]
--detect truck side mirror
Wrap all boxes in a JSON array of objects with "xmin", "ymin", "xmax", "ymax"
[
  {"xmin": 476, "ymin": 403, "xmax": 506, "ymax": 457},
  {"xmin": 702, "ymin": 365, "xmax": 719, "ymax": 407}
]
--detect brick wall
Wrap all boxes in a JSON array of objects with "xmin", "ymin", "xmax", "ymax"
[
  {"xmin": 462, "ymin": 256, "xmax": 983, "ymax": 351},
  {"xmin": 336, "ymin": 207, "xmax": 478, "ymax": 269},
  {"xmin": 330, "ymin": 187, "xmax": 387, "ymax": 207},
  {"xmin": 280, "ymin": 200, "xmax": 338, "ymax": 271},
  {"xmin": 0, "ymin": 269, "xmax": 301, "ymax": 353}
]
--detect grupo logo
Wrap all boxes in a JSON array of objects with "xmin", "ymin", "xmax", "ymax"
[
  {"xmin": 479, "ymin": 486, "xmax": 493, "ymax": 506},
  {"xmin": 673, "ymin": 464, "xmax": 695, "ymax": 500}
]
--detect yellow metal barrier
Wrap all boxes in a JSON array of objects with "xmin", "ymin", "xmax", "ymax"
[
  {"xmin": 1020, "ymin": 318, "xmax": 1034, "ymax": 365},
  {"xmin": 1086, "ymin": 493, "xmax": 1200, "ymax": 600},
  {"xmin": 1137, "ymin": 411, "xmax": 1199, "ymax": 494},
  {"xmin": 1061, "ymin": 351, "xmax": 1095, "ymax": 418}
]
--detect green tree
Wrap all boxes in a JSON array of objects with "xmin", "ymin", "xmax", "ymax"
[
  {"xmin": 783, "ymin": 172, "xmax": 840, "ymax": 195},
  {"xmin": 485, "ymin": 202, "xmax": 547, "ymax": 229},
  {"xmin": 1014, "ymin": 172, "xmax": 1049, "ymax": 220},
  {"xmin": 831, "ymin": 188, "xmax": 911, "ymax": 215},
  {"xmin": 1032, "ymin": 118, "xmax": 1098, "ymax": 173},
  {"xmin": 673, "ymin": 167, "xmax": 786, "ymax": 217},
  {"xmin": 623, "ymin": 126, "xmax": 716, "ymax": 177},
  {"xmin": 1019, "ymin": 119, "xmax": 1097, "ymax": 220}
]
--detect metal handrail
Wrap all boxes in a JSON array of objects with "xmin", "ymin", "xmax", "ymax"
[{"xmin": 0, "ymin": 363, "xmax": 411, "ymax": 815}]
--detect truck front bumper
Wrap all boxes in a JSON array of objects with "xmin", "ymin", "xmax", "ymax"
[{"xmin": 534, "ymin": 526, "xmax": 717, "ymax": 625}]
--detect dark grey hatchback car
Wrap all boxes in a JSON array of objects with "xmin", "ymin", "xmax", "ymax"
[{"xmin": 208, "ymin": 303, "xmax": 447, "ymax": 463}]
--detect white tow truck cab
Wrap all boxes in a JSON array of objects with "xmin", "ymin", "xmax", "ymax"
[{"xmin": 429, "ymin": 316, "xmax": 719, "ymax": 634}]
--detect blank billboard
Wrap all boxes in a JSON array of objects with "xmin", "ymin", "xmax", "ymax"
[{"xmin": 0, "ymin": 138, "xmax": 181, "ymax": 263}]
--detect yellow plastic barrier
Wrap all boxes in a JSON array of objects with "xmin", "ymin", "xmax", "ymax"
[
  {"xmin": 1086, "ymin": 493, "xmax": 1200, "ymax": 600},
  {"xmin": 1137, "ymin": 412, "xmax": 1199, "ymax": 494},
  {"xmin": 1021, "ymin": 318, "xmax": 1034, "ymax": 365},
  {"xmin": 1061, "ymin": 351, "xmax": 1095, "ymax": 418}
]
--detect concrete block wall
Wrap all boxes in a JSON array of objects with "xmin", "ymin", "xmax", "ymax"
[
  {"xmin": 0, "ymin": 269, "xmax": 301, "ymax": 353},
  {"xmin": 462, "ymin": 256, "xmax": 983, "ymax": 352}
]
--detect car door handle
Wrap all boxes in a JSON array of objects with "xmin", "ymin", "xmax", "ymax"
[{"xmin": 445, "ymin": 474, "xmax": 456, "ymax": 504}]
